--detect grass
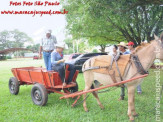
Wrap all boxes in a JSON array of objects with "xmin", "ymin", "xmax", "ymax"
[{"xmin": 0, "ymin": 58, "xmax": 163, "ymax": 122}]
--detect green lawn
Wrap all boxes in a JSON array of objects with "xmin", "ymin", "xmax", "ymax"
[{"xmin": 0, "ymin": 58, "xmax": 163, "ymax": 122}]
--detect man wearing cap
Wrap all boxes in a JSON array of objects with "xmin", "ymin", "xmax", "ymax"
[
  {"xmin": 128, "ymin": 41, "xmax": 136, "ymax": 54},
  {"xmin": 128, "ymin": 41, "xmax": 142, "ymax": 94},
  {"xmin": 117, "ymin": 42, "xmax": 130, "ymax": 100},
  {"xmin": 39, "ymin": 30, "xmax": 57, "ymax": 71},
  {"xmin": 51, "ymin": 43, "xmax": 77, "ymax": 86}
]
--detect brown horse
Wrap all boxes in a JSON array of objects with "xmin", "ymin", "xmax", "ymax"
[{"xmin": 82, "ymin": 35, "xmax": 163, "ymax": 121}]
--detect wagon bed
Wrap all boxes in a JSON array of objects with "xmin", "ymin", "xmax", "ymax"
[
  {"xmin": 11, "ymin": 66, "xmax": 78, "ymax": 88},
  {"xmin": 9, "ymin": 66, "xmax": 79, "ymax": 106}
]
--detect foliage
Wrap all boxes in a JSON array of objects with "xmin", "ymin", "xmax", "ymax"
[
  {"xmin": 26, "ymin": 44, "xmax": 40, "ymax": 52},
  {"xmin": 64, "ymin": 48, "xmax": 73, "ymax": 55},
  {"xmin": 0, "ymin": 55, "xmax": 6, "ymax": 60},
  {"xmin": 64, "ymin": 38, "xmax": 73, "ymax": 48},
  {"xmin": 64, "ymin": 38, "xmax": 93, "ymax": 54},
  {"xmin": 92, "ymin": 49, "xmax": 98, "ymax": 53},
  {"xmin": 64, "ymin": 38, "xmax": 74, "ymax": 54},
  {"xmin": 6, "ymin": 56, "xmax": 12, "ymax": 59},
  {"xmin": 61, "ymin": 0, "xmax": 163, "ymax": 47},
  {"xmin": 0, "ymin": 29, "xmax": 33, "ymax": 50}
]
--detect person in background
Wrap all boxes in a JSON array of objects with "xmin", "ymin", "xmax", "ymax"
[
  {"xmin": 118, "ymin": 42, "xmax": 130, "ymax": 55},
  {"xmin": 117, "ymin": 42, "xmax": 130, "ymax": 100},
  {"xmin": 128, "ymin": 41, "xmax": 136, "ymax": 54},
  {"xmin": 113, "ymin": 45, "xmax": 118, "ymax": 56},
  {"xmin": 128, "ymin": 41, "xmax": 142, "ymax": 94},
  {"xmin": 39, "ymin": 30, "xmax": 57, "ymax": 71},
  {"xmin": 51, "ymin": 43, "xmax": 77, "ymax": 87}
]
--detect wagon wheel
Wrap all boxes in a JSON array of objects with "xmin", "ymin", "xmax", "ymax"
[
  {"xmin": 69, "ymin": 82, "xmax": 78, "ymax": 93},
  {"xmin": 9, "ymin": 77, "xmax": 19, "ymax": 95},
  {"xmin": 31, "ymin": 83, "xmax": 48, "ymax": 106}
]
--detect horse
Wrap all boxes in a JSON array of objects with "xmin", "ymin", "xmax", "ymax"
[{"xmin": 82, "ymin": 35, "xmax": 163, "ymax": 121}]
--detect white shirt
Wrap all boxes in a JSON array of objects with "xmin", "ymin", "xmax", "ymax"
[{"xmin": 41, "ymin": 35, "xmax": 57, "ymax": 51}]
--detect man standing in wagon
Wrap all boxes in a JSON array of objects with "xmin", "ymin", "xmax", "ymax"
[{"xmin": 39, "ymin": 30, "xmax": 57, "ymax": 71}]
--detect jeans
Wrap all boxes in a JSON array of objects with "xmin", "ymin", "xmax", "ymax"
[
  {"xmin": 137, "ymin": 85, "xmax": 142, "ymax": 93},
  {"xmin": 66, "ymin": 63, "xmax": 76, "ymax": 83},
  {"xmin": 120, "ymin": 85, "xmax": 142, "ymax": 97},
  {"xmin": 120, "ymin": 87, "xmax": 125, "ymax": 97},
  {"xmin": 52, "ymin": 63, "xmax": 76, "ymax": 83},
  {"xmin": 43, "ymin": 51, "xmax": 52, "ymax": 71}
]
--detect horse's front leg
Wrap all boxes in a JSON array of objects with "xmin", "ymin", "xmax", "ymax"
[{"xmin": 127, "ymin": 86, "xmax": 137, "ymax": 121}]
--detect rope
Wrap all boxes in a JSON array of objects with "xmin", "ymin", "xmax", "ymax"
[{"xmin": 72, "ymin": 93, "xmax": 91, "ymax": 107}]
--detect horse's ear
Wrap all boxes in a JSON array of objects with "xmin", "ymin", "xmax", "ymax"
[{"xmin": 154, "ymin": 34, "xmax": 159, "ymax": 40}]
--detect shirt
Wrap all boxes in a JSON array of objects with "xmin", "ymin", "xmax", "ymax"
[
  {"xmin": 41, "ymin": 35, "xmax": 57, "ymax": 51},
  {"xmin": 122, "ymin": 50, "xmax": 130, "ymax": 55},
  {"xmin": 51, "ymin": 51, "xmax": 64, "ymax": 66}
]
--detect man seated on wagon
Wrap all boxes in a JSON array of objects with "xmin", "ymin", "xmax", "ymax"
[{"xmin": 51, "ymin": 43, "xmax": 76, "ymax": 87}]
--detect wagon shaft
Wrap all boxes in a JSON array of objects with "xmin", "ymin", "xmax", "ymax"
[{"xmin": 60, "ymin": 74, "xmax": 148, "ymax": 99}]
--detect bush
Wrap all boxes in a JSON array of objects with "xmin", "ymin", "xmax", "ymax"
[
  {"xmin": 64, "ymin": 48, "xmax": 73, "ymax": 55},
  {"xmin": 6, "ymin": 56, "xmax": 12, "ymax": 59},
  {"xmin": 0, "ymin": 55, "xmax": 7, "ymax": 60},
  {"xmin": 92, "ymin": 49, "xmax": 98, "ymax": 53}
]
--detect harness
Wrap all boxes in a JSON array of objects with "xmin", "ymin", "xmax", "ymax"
[{"xmin": 83, "ymin": 54, "xmax": 148, "ymax": 86}]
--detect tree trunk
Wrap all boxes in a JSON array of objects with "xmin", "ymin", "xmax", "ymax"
[{"xmin": 99, "ymin": 45, "xmax": 106, "ymax": 53}]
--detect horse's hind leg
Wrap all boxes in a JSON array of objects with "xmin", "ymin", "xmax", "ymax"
[
  {"xmin": 92, "ymin": 91, "xmax": 104, "ymax": 109},
  {"xmin": 83, "ymin": 71, "xmax": 94, "ymax": 112},
  {"xmin": 83, "ymin": 86, "xmax": 91, "ymax": 112}
]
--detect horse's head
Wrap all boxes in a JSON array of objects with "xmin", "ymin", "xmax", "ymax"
[{"xmin": 154, "ymin": 33, "xmax": 163, "ymax": 62}]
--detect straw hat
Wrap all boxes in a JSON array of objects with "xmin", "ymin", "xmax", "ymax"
[
  {"xmin": 56, "ymin": 43, "xmax": 65, "ymax": 49},
  {"xmin": 117, "ymin": 42, "xmax": 127, "ymax": 48}
]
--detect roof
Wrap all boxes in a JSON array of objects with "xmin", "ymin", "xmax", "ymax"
[{"xmin": 0, "ymin": 48, "xmax": 33, "ymax": 55}]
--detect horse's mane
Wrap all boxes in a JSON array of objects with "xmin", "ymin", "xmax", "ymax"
[{"xmin": 135, "ymin": 41, "xmax": 153, "ymax": 52}]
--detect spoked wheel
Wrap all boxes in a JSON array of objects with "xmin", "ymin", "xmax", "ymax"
[
  {"xmin": 69, "ymin": 82, "xmax": 78, "ymax": 93},
  {"xmin": 9, "ymin": 77, "xmax": 19, "ymax": 95},
  {"xmin": 31, "ymin": 84, "xmax": 48, "ymax": 106}
]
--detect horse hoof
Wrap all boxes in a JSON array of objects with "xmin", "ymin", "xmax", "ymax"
[
  {"xmin": 133, "ymin": 114, "xmax": 139, "ymax": 117},
  {"xmin": 129, "ymin": 118, "xmax": 134, "ymax": 122},
  {"xmin": 118, "ymin": 96, "xmax": 124, "ymax": 101},
  {"xmin": 84, "ymin": 109, "xmax": 89, "ymax": 112},
  {"xmin": 101, "ymin": 106, "xmax": 105, "ymax": 110}
]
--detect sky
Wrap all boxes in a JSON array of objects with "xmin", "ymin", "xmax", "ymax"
[{"xmin": 0, "ymin": 0, "xmax": 67, "ymax": 45}]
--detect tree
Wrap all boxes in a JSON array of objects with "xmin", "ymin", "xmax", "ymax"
[
  {"xmin": 64, "ymin": 38, "xmax": 92, "ymax": 54},
  {"xmin": 61, "ymin": 0, "xmax": 163, "ymax": 47},
  {"xmin": 62, "ymin": 0, "xmax": 122, "ymax": 50},
  {"xmin": 26, "ymin": 44, "xmax": 40, "ymax": 52},
  {"xmin": 96, "ymin": 0, "xmax": 163, "ymax": 45},
  {"xmin": 0, "ymin": 30, "xmax": 11, "ymax": 50},
  {"xmin": 0, "ymin": 29, "xmax": 33, "ymax": 50}
]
